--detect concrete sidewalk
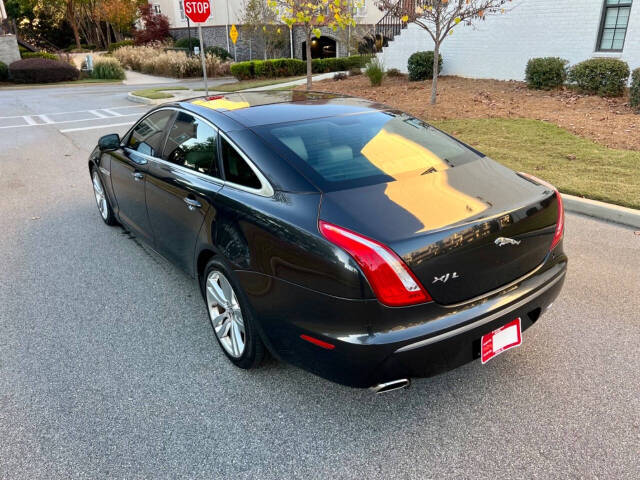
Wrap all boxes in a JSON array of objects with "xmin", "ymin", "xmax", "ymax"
[{"xmin": 123, "ymin": 70, "xmax": 183, "ymax": 86}]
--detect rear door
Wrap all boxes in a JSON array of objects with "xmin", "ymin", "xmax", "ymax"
[
  {"xmin": 145, "ymin": 110, "xmax": 223, "ymax": 276},
  {"xmin": 110, "ymin": 109, "xmax": 175, "ymax": 244}
]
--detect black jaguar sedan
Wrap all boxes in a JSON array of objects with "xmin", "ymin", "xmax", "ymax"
[{"xmin": 89, "ymin": 91, "xmax": 567, "ymax": 392}]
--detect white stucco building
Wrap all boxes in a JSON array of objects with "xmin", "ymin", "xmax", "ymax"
[{"xmin": 378, "ymin": 0, "xmax": 639, "ymax": 80}]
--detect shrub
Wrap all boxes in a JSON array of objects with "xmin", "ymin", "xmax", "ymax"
[
  {"xmin": 108, "ymin": 40, "xmax": 134, "ymax": 53},
  {"xmin": 91, "ymin": 57, "xmax": 125, "ymax": 80},
  {"xmin": 407, "ymin": 51, "xmax": 443, "ymax": 81},
  {"xmin": 0, "ymin": 61, "xmax": 8, "ymax": 81},
  {"xmin": 22, "ymin": 51, "xmax": 58, "ymax": 61},
  {"xmin": 568, "ymin": 58, "xmax": 630, "ymax": 97},
  {"xmin": 348, "ymin": 67, "xmax": 362, "ymax": 76},
  {"xmin": 386, "ymin": 68, "xmax": 403, "ymax": 77},
  {"xmin": 525, "ymin": 57, "xmax": 568, "ymax": 89},
  {"xmin": 230, "ymin": 61, "xmax": 256, "ymax": 80},
  {"xmin": 174, "ymin": 37, "xmax": 199, "ymax": 50},
  {"xmin": 113, "ymin": 45, "xmax": 229, "ymax": 78},
  {"xmin": 365, "ymin": 58, "xmax": 384, "ymax": 86},
  {"xmin": 631, "ymin": 68, "xmax": 640, "ymax": 112},
  {"xmin": 230, "ymin": 58, "xmax": 305, "ymax": 79},
  {"xmin": 9, "ymin": 58, "xmax": 79, "ymax": 83},
  {"xmin": 206, "ymin": 46, "xmax": 232, "ymax": 61}
]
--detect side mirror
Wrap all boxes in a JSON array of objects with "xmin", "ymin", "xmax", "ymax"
[{"xmin": 98, "ymin": 133, "xmax": 120, "ymax": 152}]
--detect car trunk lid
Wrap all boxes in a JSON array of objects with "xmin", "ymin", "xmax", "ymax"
[{"xmin": 319, "ymin": 159, "xmax": 559, "ymax": 305}]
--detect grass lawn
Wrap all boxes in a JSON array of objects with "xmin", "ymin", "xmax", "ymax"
[
  {"xmin": 433, "ymin": 118, "xmax": 640, "ymax": 210},
  {"xmin": 198, "ymin": 76, "xmax": 306, "ymax": 92},
  {"xmin": 131, "ymin": 86, "xmax": 189, "ymax": 99}
]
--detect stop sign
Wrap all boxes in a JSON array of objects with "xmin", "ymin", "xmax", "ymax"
[{"xmin": 184, "ymin": 0, "xmax": 211, "ymax": 23}]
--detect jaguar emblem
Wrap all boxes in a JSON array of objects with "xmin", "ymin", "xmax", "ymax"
[{"xmin": 495, "ymin": 237, "xmax": 521, "ymax": 247}]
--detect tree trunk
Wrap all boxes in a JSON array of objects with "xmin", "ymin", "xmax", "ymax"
[
  {"xmin": 305, "ymin": 29, "xmax": 312, "ymax": 91},
  {"xmin": 66, "ymin": 1, "xmax": 82, "ymax": 50},
  {"xmin": 430, "ymin": 41, "xmax": 440, "ymax": 105}
]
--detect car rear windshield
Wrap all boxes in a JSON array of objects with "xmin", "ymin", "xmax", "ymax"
[{"xmin": 253, "ymin": 111, "xmax": 482, "ymax": 191}]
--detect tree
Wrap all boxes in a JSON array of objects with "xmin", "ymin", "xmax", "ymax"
[
  {"xmin": 95, "ymin": 0, "xmax": 142, "ymax": 42},
  {"xmin": 134, "ymin": 3, "xmax": 169, "ymax": 45},
  {"xmin": 241, "ymin": 0, "xmax": 285, "ymax": 60},
  {"xmin": 267, "ymin": 0, "xmax": 363, "ymax": 90},
  {"xmin": 377, "ymin": 0, "xmax": 511, "ymax": 104}
]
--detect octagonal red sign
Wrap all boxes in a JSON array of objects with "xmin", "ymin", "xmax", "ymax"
[{"xmin": 184, "ymin": 0, "xmax": 211, "ymax": 23}]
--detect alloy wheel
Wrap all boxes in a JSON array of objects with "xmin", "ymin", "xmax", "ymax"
[
  {"xmin": 92, "ymin": 171, "xmax": 108, "ymax": 220},
  {"xmin": 205, "ymin": 270, "xmax": 246, "ymax": 358}
]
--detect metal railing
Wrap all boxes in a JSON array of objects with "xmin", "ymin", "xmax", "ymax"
[{"xmin": 373, "ymin": 0, "xmax": 414, "ymax": 48}]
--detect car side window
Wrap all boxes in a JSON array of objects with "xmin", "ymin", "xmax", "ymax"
[
  {"xmin": 221, "ymin": 136, "xmax": 261, "ymax": 189},
  {"xmin": 127, "ymin": 110, "xmax": 174, "ymax": 157},
  {"xmin": 163, "ymin": 112, "xmax": 219, "ymax": 176}
]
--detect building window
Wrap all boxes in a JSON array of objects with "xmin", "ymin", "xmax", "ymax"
[
  {"xmin": 153, "ymin": 3, "xmax": 161, "ymax": 14},
  {"xmin": 597, "ymin": 0, "xmax": 633, "ymax": 51},
  {"xmin": 178, "ymin": 1, "xmax": 186, "ymax": 20}
]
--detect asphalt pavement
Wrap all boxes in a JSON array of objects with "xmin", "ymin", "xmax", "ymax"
[{"xmin": 0, "ymin": 83, "xmax": 639, "ymax": 479}]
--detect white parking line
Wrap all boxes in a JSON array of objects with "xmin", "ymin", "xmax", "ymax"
[
  {"xmin": 59, "ymin": 122, "xmax": 134, "ymax": 133},
  {"xmin": 0, "ymin": 112, "xmax": 144, "ymax": 130},
  {"xmin": 39, "ymin": 115, "xmax": 54, "ymax": 124},
  {"xmin": 102, "ymin": 109, "xmax": 123, "ymax": 117},
  {"xmin": 0, "ymin": 104, "xmax": 146, "ymax": 121},
  {"xmin": 89, "ymin": 110, "xmax": 109, "ymax": 119},
  {"xmin": 23, "ymin": 116, "xmax": 37, "ymax": 125}
]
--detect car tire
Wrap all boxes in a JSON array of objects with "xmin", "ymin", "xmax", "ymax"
[
  {"xmin": 201, "ymin": 258, "xmax": 265, "ymax": 369},
  {"xmin": 91, "ymin": 167, "xmax": 117, "ymax": 226}
]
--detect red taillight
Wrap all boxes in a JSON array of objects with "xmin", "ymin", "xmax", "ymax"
[
  {"xmin": 318, "ymin": 221, "xmax": 432, "ymax": 307},
  {"xmin": 520, "ymin": 173, "xmax": 565, "ymax": 251}
]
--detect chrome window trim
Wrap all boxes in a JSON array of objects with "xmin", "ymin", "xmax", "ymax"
[
  {"xmin": 123, "ymin": 106, "xmax": 274, "ymax": 197},
  {"xmin": 218, "ymin": 130, "xmax": 275, "ymax": 198}
]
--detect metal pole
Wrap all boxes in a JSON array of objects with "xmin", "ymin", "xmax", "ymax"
[
  {"xmin": 225, "ymin": 0, "xmax": 230, "ymax": 52},
  {"xmin": 290, "ymin": 26, "xmax": 293, "ymax": 59},
  {"xmin": 187, "ymin": 17, "xmax": 192, "ymax": 55},
  {"xmin": 198, "ymin": 24, "xmax": 208, "ymax": 96}
]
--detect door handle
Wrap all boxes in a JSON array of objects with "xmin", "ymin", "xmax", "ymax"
[
  {"xmin": 184, "ymin": 197, "xmax": 202, "ymax": 211},
  {"xmin": 132, "ymin": 172, "xmax": 144, "ymax": 181}
]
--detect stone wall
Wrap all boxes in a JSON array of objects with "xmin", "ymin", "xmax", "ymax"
[
  {"xmin": 170, "ymin": 24, "xmax": 374, "ymax": 62},
  {"xmin": 0, "ymin": 35, "xmax": 20, "ymax": 66}
]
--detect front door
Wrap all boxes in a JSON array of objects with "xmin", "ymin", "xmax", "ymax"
[
  {"xmin": 110, "ymin": 109, "xmax": 175, "ymax": 244},
  {"xmin": 145, "ymin": 111, "xmax": 223, "ymax": 275}
]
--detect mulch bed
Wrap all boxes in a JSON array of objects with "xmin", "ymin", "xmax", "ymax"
[{"xmin": 302, "ymin": 75, "xmax": 640, "ymax": 151}]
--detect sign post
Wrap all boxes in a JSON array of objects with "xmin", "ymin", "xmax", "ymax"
[
  {"xmin": 229, "ymin": 24, "xmax": 238, "ymax": 62},
  {"xmin": 183, "ymin": 0, "xmax": 212, "ymax": 95}
]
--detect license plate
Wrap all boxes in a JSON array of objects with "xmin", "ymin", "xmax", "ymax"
[{"xmin": 481, "ymin": 318, "xmax": 522, "ymax": 364}]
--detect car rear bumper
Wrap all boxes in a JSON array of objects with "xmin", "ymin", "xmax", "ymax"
[{"xmin": 237, "ymin": 252, "xmax": 567, "ymax": 388}]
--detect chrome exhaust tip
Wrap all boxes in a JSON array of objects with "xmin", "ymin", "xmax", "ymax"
[{"xmin": 370, "ymin": 378, "xmax": 411, "ymax": 394}]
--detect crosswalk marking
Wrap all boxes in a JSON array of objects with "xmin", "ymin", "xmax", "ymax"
[
  {"xmin": 39, "ymin": 115, "xmax": 54, "ymax": 124},
  {"xmin": 23, "ymin": 116, "xmax": 37, "ymax": 125}
]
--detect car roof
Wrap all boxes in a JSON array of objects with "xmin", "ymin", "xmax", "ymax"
[{"xmin": 176, "ymin": 90, "xmax": 388, "ymax": 129}]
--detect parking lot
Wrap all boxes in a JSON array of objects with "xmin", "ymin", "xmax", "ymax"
[{"xmin": 1, "ymin": 83, "xmax": 639, "ymax": 479}]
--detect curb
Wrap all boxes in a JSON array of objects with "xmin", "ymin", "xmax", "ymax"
[
  {"xmin": 562, "ymin": 194, "xmax": 640, "ymax": 229},
  {"xmin": 126, "ymin": 92, "xmax": 159, "ymax": 105}
]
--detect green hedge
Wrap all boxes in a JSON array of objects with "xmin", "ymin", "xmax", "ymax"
[
  {"xmin": 312, "ymin": 55, "xmax": 369, "ymax": 73},
  {"xmin": 525, "ymin": 57, "xmax": 568, "ymax": 90},
  {"xmin": 408, "ymin": 51, "xmax": 443, "ymax": 81},
  {"xmin": 231, "ymin": 56, "xmax": 369, "ymax": 80},
  {"xmin": 0, "ymin": 61, "xmax": 8, "ymax": 81},
  {"xmin": 108, "ymin": 40, "xmax": 134, "ymax": 53},
  {"xmin": 22, "ymin": 51, "xmax": 58, "ymax": 61},
  {"xmin": 631, "ymin": 68, "xmax": 640, "ymax": 112},
  {"xmin": 231, "ymin": 58, "xmax": 306, "ymax": 79},
  {"xmin": 568, "ymin": 58, "xmax": 630, "ymax": 97}
]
